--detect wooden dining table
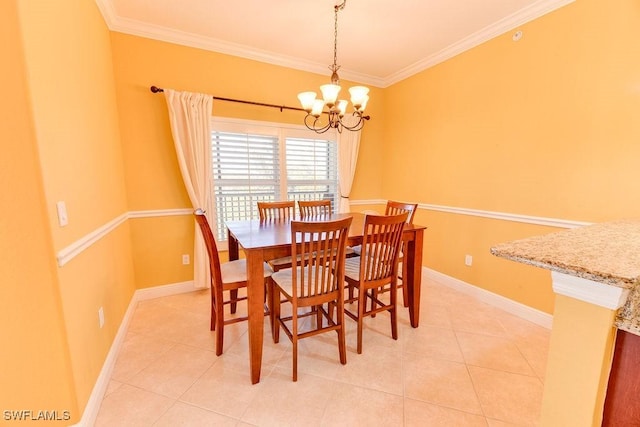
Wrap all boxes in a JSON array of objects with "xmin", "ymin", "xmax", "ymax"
[{"xmin": 226, "ymin": 212, "xmax": 426, "ymax": 384}]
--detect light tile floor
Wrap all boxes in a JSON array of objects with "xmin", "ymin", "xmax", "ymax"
[{"xmin": 95, "ymin": 274, "xmax": 551, "ymax": 426}]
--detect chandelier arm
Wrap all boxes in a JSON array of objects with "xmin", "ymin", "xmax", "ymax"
[
  {"xmin": 338, "ymin": 114, "xmax": 365, "ymax": 132},
  {"xmin": 303, "ymin": 114, "xmax": 332, "ymax": 134}
]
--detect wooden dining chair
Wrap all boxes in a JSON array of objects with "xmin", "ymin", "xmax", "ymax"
[
  {"xmin": 298, "ymin": 199, "xmax": 332, "ymax": 217},
  {"xmin": 256, "ymin": 201, "xmax": 297, "ymax": 271},
  {"xmin": 257, "ymin": 200, "xmax": 295, "ymax": 221},
  {"xmin": 353, "ymin": 200, "xmax": 418, "ymax": 308},
  {"xmin": 193, "ymin": 209, "xmax": 272, "ymax": 356},
  {"xmin": 385, "ymin": 200, "xmax": 418, "ymax": 223},
  {"xmin": 343, "ymin": 212, "xmax": 408, "ymax": 354},
  {"xmin": 270, "ymin": 216, "xmax": 353, "ymax": 381},
  {"xmin": 384, "ymin": 200, "xmax": 418, "ymax": 307}
]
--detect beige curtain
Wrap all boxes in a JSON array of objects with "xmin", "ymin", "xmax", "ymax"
[
  {"xmin": 337, "ymin": 115, "xmax": 362, "ymax": 213},
  {"xmin": 164, "ymin": 89, "xmax": 214, "ymax": 289}
]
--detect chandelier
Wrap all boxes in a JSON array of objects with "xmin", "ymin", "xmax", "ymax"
[{"xmin": 297, "ymin": 1, "xmax": 370, "ymax": 134}]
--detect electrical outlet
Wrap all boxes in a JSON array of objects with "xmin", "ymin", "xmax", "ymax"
[
  {"xmin": 182, "ymin": 254, "xmax": 190, "ymax": 265},
  {"xmin": 98, "ymin": 307, "xmax": 105, "ymax": 328},
  {"xmin": 465, "ymin": 254, "xmax": 473, "ymax": 266},
  {"xmin": 56, "ymin": 201, "xmax": 69, "ymax": 226}
]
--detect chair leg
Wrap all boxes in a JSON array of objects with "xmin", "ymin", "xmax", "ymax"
[
  {"xmin": 210, "ymin": 294, "xmax": 216, "ymax": 331},
  {"xmin": 215, "ymin": 308, "xmax": 224, "ymax": 356},
  {"xmin": 292, "ymin": 306, "xmax": 298, "ymax": 382},
  {"xmin": 390, "ymin": 282, "xmax": 398, "ymax": 341},
  {"xmin": 371, "ymin": 288, "xmax": 378, "ymax": 318},
  {"xmin": 337, "ymin": 302, "xmax": 347, "ymax": 365},
  {"xmin": 402, "ymin": 261, "xmax": 409, "ymax": 308},
  {"xmin": 268, "ymin": 280, "xmax": 277, "ymax": 342},
  {"xmin": 356, "ymin": 287, "xmax": 365, "ymax": 354},
  {"xmin": 230, "ymin": 289, "xmax": 238, "ymax": 313},
  {"xmin": 273, "ymin": 289, "xmax": 281, "ymax": 344},
  {"xmin": 316, "ymin": 304, "xmax": 323, "ymax": 328}
]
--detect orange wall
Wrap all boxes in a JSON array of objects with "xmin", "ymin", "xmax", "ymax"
[
  {"xmin": 15, "ymin": 0, "xmax": 136, "ymax": 418},
  {"xmin": 110, "ymin": 33, "xmax": 385, "ymax": 288},
  {"xmin": 5, "ymin": 0, "xmax": 639, "ymax": 421},
  {"xmin": 0, "ymin": 0, "xmax": 77, "ymax": 417},
  {"xmin": 382, "ymin": 0, "xmax": 640, "ymax": 313}
]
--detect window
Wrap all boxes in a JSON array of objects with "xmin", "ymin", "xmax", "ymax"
[
  {"xmin": 286, "ymin": 136, "xmax": 338, "ymax": 206},
  {"xmin": 210, "ymin": 118, "xmax": 339, "ymax": 240}
]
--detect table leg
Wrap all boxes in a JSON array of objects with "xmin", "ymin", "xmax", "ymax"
[
  {"xmin": 246, "ymin": 249, "xmax": 265, "ymax": 384},
  {"xmin": 405, "ymin": 229, "xmax": 424, "ymax": 327},
  {"xmin": 228, "ymin": 229, "xmax": 239, "ymax": 261}
]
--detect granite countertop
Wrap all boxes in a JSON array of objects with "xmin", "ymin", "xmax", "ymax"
[{"xmin": 491, "ymin": 219, "xmax": 640, "ymax": 335}]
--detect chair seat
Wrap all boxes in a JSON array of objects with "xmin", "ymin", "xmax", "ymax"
[
  {"xmin": 270, "ymin": 267, "xmax": 297, "ymax": 297},
  {"xmin": 344, "ymin": 256, "xmax": 361, "ymax": 281},
  {"xmin": 272, "ymin": 267, "xmax": 335, "ymax": 298},
  {"xmin": 221, "ymin": 259, "xmax": 272, "ymax": 285}
]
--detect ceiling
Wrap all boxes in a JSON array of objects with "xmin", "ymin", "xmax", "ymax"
[{"xmin": 96, "ymin": 0, "xmax": 572, "ymax": 88}]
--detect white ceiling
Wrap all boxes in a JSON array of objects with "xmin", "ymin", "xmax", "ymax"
[{"xmin": 96, "ymin": 0, "xmax": 573, "ymax": 87}]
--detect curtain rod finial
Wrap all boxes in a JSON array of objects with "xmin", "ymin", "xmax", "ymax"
[{"xmin": 150, "ymin": 85, "xmax": 164, "ymax": 93}]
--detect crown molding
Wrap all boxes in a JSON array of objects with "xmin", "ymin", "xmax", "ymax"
[
  {"xmin": 95, "ymin": 0, "xmax": 573, "ymax": 89},
  {"xmin": 384, "ymin": 0, "xmax": 575, "ymax": 86},
  {"xmin": 95, "ymin": 1, "xmax": 386, "ymax": 88}
]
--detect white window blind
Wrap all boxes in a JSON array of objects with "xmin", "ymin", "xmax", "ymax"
[
  {"xmin": 210, "ymin": 118, "xmax": 339, "ymax": 241},
  {"xmin": 211, "ymin": 131, "xmax": 280, "ymax": 239},
  {"xmin": 286, "ymin": 137, "xmax": 338, "ymax": 209}
]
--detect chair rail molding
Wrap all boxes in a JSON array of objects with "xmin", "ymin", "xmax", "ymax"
[
  {"xmin": 56, "ymin": 213, "xmax": 128, "ymax": 267},
  {"xmin": 56, "ymin": 209, "xmax": 192, "ymax": 267},
  {"xmin": 56, "ymin": 202, "xmax": 590, "ymax": 267},
  {"xmin": 351, "ymin": 199, "xmax": 591, "ymax": 229}
]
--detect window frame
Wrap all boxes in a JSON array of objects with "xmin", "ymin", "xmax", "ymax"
[{"xmin": 210, "ymin": 117, "xmax": 339, "ymax": 245}]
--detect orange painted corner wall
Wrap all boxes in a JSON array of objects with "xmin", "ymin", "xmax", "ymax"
[
  {"xmin": 110, "ymin": 33, "xmax": 384, "ymax": 288},
  {"xmin": 0, "ymin": 0, "xmax": 77, "ymax": 417},
  {"xmin": 16, "ymin": 0, "xmax": 136, "ymax": 417},
  {"xmin": 382, "ymin": 0, "xmax": 640, "ymax": 313},
  {"xmin": 129, "ymin": 216, "xmax": 195, "ymax": 288}
]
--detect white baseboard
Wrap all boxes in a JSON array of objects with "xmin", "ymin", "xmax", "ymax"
[
  {"xmin": 134, "ymin": 280, "xmax": 200, "ymax": 301},
  {"xmin": 424, "ymin": 267, "xmax": 553, "ymax": 329},
  {"xmin": 78, "ymin": 271, "xmax": 551, "ymax": 425},
  {"xmin": 76, "ymin": 281, "xmax": 197, "ymax": 426}
]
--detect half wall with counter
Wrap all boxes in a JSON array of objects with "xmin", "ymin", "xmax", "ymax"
[{"xmin": 491, "ymin": 220, "xmax": 640, "ymax": 427}]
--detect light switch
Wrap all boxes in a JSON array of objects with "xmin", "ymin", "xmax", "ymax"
[{"xmin": 56, "ymin": 201, "xmax": 69, "ymax": 226}]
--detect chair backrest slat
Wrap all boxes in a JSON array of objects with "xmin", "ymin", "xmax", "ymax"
[
  {"xmin": 290, "ymin": 217, "xmax": 352, "ymax": 300},
  {"xmin": 359, "ymin": 212, "xmax": 408, "ymax": 284},
  {"xmin": 298, "ymin": 199, "xmax": 332, "ymax": 217},
  {"xmin": 257, "ymin": 201, "xmax": 295, "ymax": 221},
  {"xmin": 385, "ymin": 200, "xmax": 418, "ymax": 224}
]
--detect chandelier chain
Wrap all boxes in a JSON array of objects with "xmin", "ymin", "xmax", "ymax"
[
  {"xmin": 332, "ymin": 2, "xmax": 340, "ymax": 71},
  {"xmin": 331, "ymin": 1, "xmax": 346, "ymax": 77}
]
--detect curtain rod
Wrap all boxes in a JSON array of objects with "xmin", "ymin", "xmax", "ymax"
[{"xmin": 150, "ymin": 85, "xmax": 305, "ymax": 113}]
